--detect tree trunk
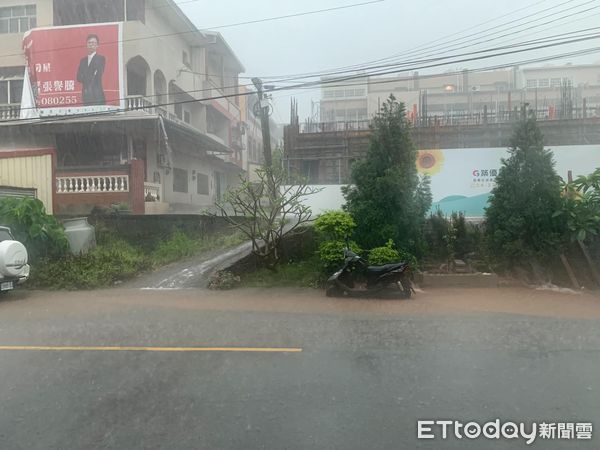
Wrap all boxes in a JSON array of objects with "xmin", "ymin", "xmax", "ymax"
[
  {"xmin": 577, "ymin": 239, "xmax": 600, "ymax": 287},
  {"xmin": 559, "ymin": 253, "xmax": 580, "ymax": 289}
]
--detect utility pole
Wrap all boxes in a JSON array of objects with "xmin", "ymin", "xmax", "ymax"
[{"xmin": 251, "ymin": 77, "xmax": 273, "ymax": 168}]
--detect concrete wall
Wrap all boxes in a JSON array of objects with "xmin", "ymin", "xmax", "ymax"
[
  {"xmin": 87, "ymin": 214, "xmax": 239, "ymax": 243},
  {"xmin": 283, "ymin": 184, "xmax": 345, "ymax": 216}
]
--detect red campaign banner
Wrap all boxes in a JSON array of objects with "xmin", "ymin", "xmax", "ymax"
[{"xmin": 22, "ymin": 23, "xmax": 123, "ymax": 116}]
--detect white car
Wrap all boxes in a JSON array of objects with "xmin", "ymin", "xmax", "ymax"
[{"xmin": 0, "ymin": 226, "xmax": 30, "ymax": 294}]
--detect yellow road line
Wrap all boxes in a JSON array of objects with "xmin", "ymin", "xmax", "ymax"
[{"xmin": 0, "ymin": 346, "xmax": 302, "ymax": 353}]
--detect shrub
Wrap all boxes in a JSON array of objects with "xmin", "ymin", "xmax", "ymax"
[
  {"xmin": 396, "ymin": 249, "xmax": 419, "ymax": 270},
  {"xmin": 314, "ymin": 210, "xmax": 356, "ymax": 241},
  {"xmin": 0, "ymin": 197, "xmax": 68, "ymax": 261},
  {"xmin": 318, "ymin": 239, "xmax": 362, "ymax": 272},
  {"xmin": 29, "ymin": 238, "xmax": 150, "ymax": 290},
  {"xmin": 369, "ymin": 240, "xmax": 400, "ymax": 265},
  {"xmin": 369, "ymin": 240, "xmax": 419, "ymax": 268},
  {"xmin": 424, "ymin": 211, "xmax": 482, "ymax": 264}
]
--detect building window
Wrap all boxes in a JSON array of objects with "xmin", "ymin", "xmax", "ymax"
[
  {"xmin": 323, "ymin": 90, "xmax": 334, "ymax": 98},
  {"xmin": 538, "ymin": 79, "xmax": 549, "ymax": 88},
  {"xmin": 0, "ymin": 5, "xmax": 36, "ymax": 34},
  {"xmin": 550, "ymin": 78, "xmax": 562, "ymax": 88},
  {"xmin": 197, "ymin": 173, "xmax": 209, "ymax": 195},
  {"xmin": 0, "ymin": 79, "xmax": 23, "ymax": 104},
  {"xmin": 184, "ymin": 111, "xmax": 191, "ymax": 124},
  {"xmin": 173, "ymin": 168, "xmax": 188, "ymax": 193},
  {"xmin": 526, "ymin": 79, "xmax": 537, "ymax": 89},
  {"xmin": 54, "ymin": 0, "xmax": 144, "ymax": 26}
]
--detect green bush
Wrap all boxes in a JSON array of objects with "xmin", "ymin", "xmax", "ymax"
[
  {"xmin": 369, "ymin": 240, "xmax": 400, "ymax": 265},
  {"xmin": 314, "ymin": 210, "xmax": 356, "ymax": 241},
  {"xmin": 29, "ymin": 238, "xmax": 150, "ymax": 290},
  {"xmin": 369, "ymin": 240, "xmax": 418, "ymax": 268},
  {"xmin": 0, "ymin": 197, "xmax": 68, "ymax": 261},
  {"xmin": 396, "ymin": 249, "xmax": 418, "ymax": 270},
  {"xmin": 318, "ymin": 239, "xmax": 362, "ymax": 272},
  {"xmin": 424, "ymin": 211, "xmax": 481, "ymax": 264}
]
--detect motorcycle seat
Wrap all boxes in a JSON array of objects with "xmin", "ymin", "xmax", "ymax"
[{"xmin": 366, "ymin": 262, "xmax": 407, "ymax": 274}]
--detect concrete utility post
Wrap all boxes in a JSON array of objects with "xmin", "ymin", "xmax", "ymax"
[{"xmin": 251, "ymin": 77, "xmax": 273, "ymax": 168}]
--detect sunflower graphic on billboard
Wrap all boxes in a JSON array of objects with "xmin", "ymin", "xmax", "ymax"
[{"xmin": 417, "ymin": 149, "xmax": 445, "ymax": 175}]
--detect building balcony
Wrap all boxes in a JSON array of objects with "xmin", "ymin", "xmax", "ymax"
[
  {"xmin": 0, "ymin": 104, "xmax": 20, "ymax": 120},
  {"xmin": 54, "ymin": 162, "xmax": 146, "ymax": 215}
]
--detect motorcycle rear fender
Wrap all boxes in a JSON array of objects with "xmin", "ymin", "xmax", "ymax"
[
  {"xmin": 328, "ymin": 270, "xmax": 343, "ymax": 282},
  {"xmin": 376, "ymin": 269, "xmax": 405, "ymax": 283}
]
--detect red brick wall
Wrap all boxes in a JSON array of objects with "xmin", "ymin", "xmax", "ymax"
[
  {"xmin": 54, "ymin": 192, "xmax": 130, "ymax": 215},
  {"xmin": 129, "ymin": 159, "xmax": 145, "ymax": 215}
]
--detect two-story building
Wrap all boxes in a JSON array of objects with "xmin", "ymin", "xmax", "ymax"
[
  {"xmin": 0, "ymin": 0, "xmax": 250, "ymax": 215},
  {"xmin": 238, "ymin": 84, "xmax": 264, "ymax": 181}
]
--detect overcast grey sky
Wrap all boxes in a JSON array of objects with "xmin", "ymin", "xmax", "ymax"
[{"xmin": 179, "ymin": 0, "xmax": 600, "ymax": 122}]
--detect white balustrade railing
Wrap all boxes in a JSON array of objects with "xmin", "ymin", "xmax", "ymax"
[
  {"xmin": 144, "ymin": 182, "xmax": 161, "ymax": 201},
  {"xmin": 0, "ymin": 104, "xmax": 20, "ymax": 120},
  {"xmin": 125, "ymin": 95, "xmax": 154, "ymax": 112},
  {"xmin": 56, "ymin": 175, "xmax": 129, "ymax": 194}
]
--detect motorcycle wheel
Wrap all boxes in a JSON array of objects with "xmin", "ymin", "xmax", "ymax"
[
  {"xmin": 399, "ymin": 278, "xmax": 412, "ymax": 299},
  {"xmin": 326, "ymin": 285, "xmax": 344, "ymax": 297}
]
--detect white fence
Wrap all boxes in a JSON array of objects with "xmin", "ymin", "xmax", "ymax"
[{"xmin": 56, "ymin": 175, "xmax": 129, "ymax": 194}]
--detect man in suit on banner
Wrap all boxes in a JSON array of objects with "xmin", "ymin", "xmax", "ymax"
[{"xmin": 76, "ymin": 34, "xmax": 106, "ymax": 106}]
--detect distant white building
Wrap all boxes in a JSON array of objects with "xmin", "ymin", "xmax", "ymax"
[{"xmin": 320, "ymin": 64, "xmax": 600, "ymax": 126}]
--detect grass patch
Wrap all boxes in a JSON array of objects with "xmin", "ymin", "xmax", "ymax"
[
  {"xmin": 239, "ymin": 255, "xmax": 326, "ymax": 288},
  {"xmin": 29, "ymin": 230, "xmax": 246, "ymax": 290},
  {"xmin": 151, "ymin": 231, "xmax": 246, "ymax": 266},
  {"xmin": 29, "ymin": 238, "xmax": 151, "ymax": 290},
  {"xmin": 151, "ymin": 231, "xmax": 200, "ymax": 265}
]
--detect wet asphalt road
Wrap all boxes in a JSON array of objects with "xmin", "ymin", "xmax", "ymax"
[{"xmin": 0, "ymin": 288, "xmax": 599, "ymax": 449}]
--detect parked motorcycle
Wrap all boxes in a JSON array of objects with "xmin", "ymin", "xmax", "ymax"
[{"xmin": 325, "ymin": 243, "xmax": 413, "ymax": 298}]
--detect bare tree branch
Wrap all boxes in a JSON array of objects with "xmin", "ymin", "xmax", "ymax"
[{"xmin": 211, "ymin": 167, "xmax": 321, "ymax": 268}]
